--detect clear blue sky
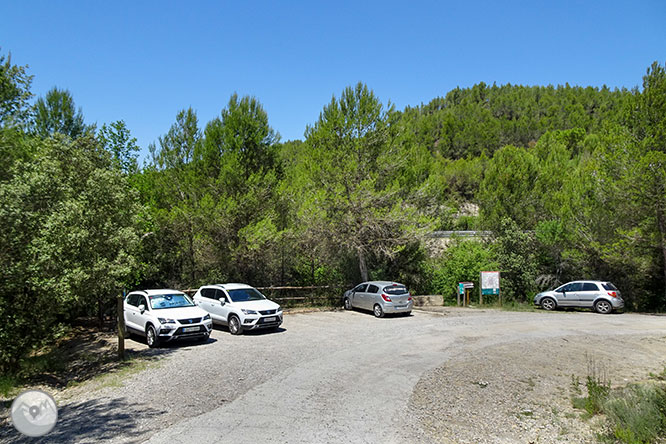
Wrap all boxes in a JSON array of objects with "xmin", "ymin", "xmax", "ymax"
[{"xmin": 1, "ymin": 0, "xmax": 665, "ymax": 158}]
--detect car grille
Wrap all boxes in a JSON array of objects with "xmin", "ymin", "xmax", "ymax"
[
  {"xmin": 178, "ymin": 317, "xmax": 201, "ymax": 325},
  {"xmin": 174, "ymin": 325, "xmax": 205, "ymax": 334},
  {"xmin": 259, "ymin": 309, "xmax": 277, "ymax": 315}
]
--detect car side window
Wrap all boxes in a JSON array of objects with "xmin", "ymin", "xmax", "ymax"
[
  {"xmin": 127, "ymin": 294, "xmax": 138, "ymax": 306},
  {"xmin": 569, "ymin": 283, "xmax": 584, "ymax": 292},
  {"xmin": 560, "ymin": 284, "xmax": 574, "ymax": 292},
  {"xmin": 139, "ymin": 296, "xmax": 149, "ymax": 309},
  {"xmin": 367, "ymin": 284, "xmax": 379, "ymax": 293},
  {"xmin": 201, "ymin": 288, "xmax": 216, "ymax": 300},
  {"xmin": 215, "ymin": 289, "xmax": 228, "ymax": 302},
  {"xmin": 582, "ymin": 283, "xmax": 598, "ymax": 291},
  {"xmin": 353, "ymin": 284, "xmax": 367, "ymax": 293}
]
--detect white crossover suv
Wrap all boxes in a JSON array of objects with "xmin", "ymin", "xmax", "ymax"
[
  {"xmin": 193, "ymin": 283, "xmax": 283, "ymax": 335},
  {"xmin": 124, "ymin": 289, "xmax": 213, "ymax": 347}
]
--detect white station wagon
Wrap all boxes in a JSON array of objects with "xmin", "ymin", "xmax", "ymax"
[{"xmin": 193, "ymin": 283, "xmax": 283, "ymax": 335}]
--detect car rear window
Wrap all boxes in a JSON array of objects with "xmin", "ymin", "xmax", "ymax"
[
  {"xmin": 383, "ymin": 285, "xmax": 408, "ymax": 295},
  {"xmin": 602, "ymin": 282, "xmax": 618, "ymax": 291}
]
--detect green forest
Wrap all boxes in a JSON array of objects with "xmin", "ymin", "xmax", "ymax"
[{"xmin": 1, "ymin": 49, "xmax": 665, "ymax": 372}]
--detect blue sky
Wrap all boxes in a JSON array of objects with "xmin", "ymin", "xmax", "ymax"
[{"xmin": 1, "ymin": 0, "xmax": 665, "ymax": 158}]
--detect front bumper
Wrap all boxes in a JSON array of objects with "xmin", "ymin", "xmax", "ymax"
[
  {"xmin": 242, "ymin": 313, "xmax": 283, "ymax": 330},
  {"xmin": 158, "ymin": 320, "xmax": 213, "ymax": 341}
]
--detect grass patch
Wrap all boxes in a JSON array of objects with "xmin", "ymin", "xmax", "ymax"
[
  {"xmin": 472, "ymin": 300, "xmax": 538, "ymax": 312},
  {"xmin": 604, "ymin": 383, "xmax": 666, "ymax": 444},
  {"xmin": 0, "ymin": 375, "xmax": 20, "ymax": 398},
  {"xmin": 571, "ymin": 362, "xmax": 666, "ymax": 443}
]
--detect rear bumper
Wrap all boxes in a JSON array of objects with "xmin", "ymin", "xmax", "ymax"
[
  {"xmin": 382, "ymin": 301, "xmax": 413, "ymax": 313},
  {"xmin": 611, "ymin": 298, "xmax": 625, "ymax": 309}
]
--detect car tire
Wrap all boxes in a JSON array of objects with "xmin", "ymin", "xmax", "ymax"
[
  {"xmin": 343, "ymin": 298, "xmax": 352, "ymax": 310},
  {"xmin": 373, "ymin": 304, "xmax": 385, "ymax": 318},
  {"xmin": 594, "ymin": 300, "xmax": 612, "ymax": 314},
  {"xmin": 228, "ymin": 315, "xmax": 242, "ymax": 335},
  {"xmin": 541, "ymin": 297, "xmax": 557, "ymax": 311},
  {"xmin": 146, "ymin": 325, "xmax": 159, "ymax": 348}
]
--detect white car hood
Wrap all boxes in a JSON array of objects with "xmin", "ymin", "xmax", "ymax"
[
  {"xmin": 232, "ymin": 299, "xmax": 280, "ymax": 311},
  {"xmin": 152, "ymin": 305, "xmax": 208, "ymax": 320}
]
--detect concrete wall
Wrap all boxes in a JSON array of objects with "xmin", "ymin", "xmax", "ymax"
[{"xmin": 412, "ymin": 295, "xmax": 444, "ymax": 307}]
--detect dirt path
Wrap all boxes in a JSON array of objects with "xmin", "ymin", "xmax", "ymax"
[{"xmin": 2, "ymin": 309, "xmax": 665, "ymax": 443}]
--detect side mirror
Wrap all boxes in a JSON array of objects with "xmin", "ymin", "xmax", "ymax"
[
  {"xmin": 219, "ymin": 299, "xmax": 226, "ymax": 306},
  {"xmin": 138, "ymin": 304, "xmax": 146, "ymax": 313}
]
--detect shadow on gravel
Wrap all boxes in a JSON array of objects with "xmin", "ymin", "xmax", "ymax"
[
  {"xmin": 0, "ymin": 397, "xmax": 165, "ymax": 444},
  {"xmin": 126, "ymin": 335, "xmax": 217, "ymax": 349},
  {"xmin": 211, "ymin": 324, "xmax": 287, "ymax": 336}
]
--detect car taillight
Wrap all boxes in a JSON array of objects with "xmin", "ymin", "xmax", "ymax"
[
  {"xmin": 381, "ymin": 294, "xmax": 392, "ymax": 302},
  {"xmin": 607, "ymin": 291, "xmax": 617, "ymax": 298},
  {"xmin": 408, "ymin": 295, "xmax": 412, "ymax": 301}
]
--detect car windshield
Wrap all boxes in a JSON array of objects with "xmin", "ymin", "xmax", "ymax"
[
  {"xmin": 149, "ymin": 294, "xmax": 194, "ymax": 310},
  {"xmin": 228, "ymin": 288, "xmax": 266, "ymax": 302},
  {"xmin": 383, "ymin": 285, "xmax": 408, "ymax": 295}
]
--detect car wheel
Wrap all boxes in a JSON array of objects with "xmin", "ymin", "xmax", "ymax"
[
  {"xmin": 540, "ymin": 297, "xmax": 557, "ymax": 311},
  {"xmin": 228, "ymin": 315, "xmax": 242, "ymax": 335},
  {"xmin": 146, "ymin": 325, "xmax": 159, "ymax": 348},
  {"xmin": 594, "ymin": 300, "xmax": 612, "ymax": 314},
  {"xmin": 343, "ymin": 298, "xmax": 352, "ymax": 310},
  {"xmin": 373, "ymin": 304, "xmax": 385, "ymax": 318}
]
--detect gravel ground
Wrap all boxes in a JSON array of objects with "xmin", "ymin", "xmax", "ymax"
[{"xmin": 2, "ymin": 308, "xmax": 665, "ymax": 443}]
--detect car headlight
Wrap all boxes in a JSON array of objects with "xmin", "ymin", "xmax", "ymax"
[
  {"xmin": 203, "ymin": 314, "xmax": 211, "ymax": 320},
  {"xmin": 241, "ymin": 309, "xmax": 257, "ymax": 315},
  {"xmin": 276, "ymin": 306, "xmax": 282, "ymax": 312},
  {"xmin": 158, "ymin": 317, "xmax": 176, "ymax": 324}
]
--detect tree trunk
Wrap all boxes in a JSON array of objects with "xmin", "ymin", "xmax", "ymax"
[
  {"xmin": 358, "ymin": 248, "xmax": 368, "ymax": 282},
  {"xmin": 656, "ymin": 205, "xmax": 666, "ymax": 302},
  {"xmin": 97, "ymin": 296, "xmax": 104, "ymax": 330}
]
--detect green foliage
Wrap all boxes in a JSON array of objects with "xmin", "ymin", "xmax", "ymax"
[
  {"xmin": 493, "ymin": 218, "xmax": 537, "ymax": 302},
  {"xmin": 604, "ymin": 384, "xmax": 666, "ymax": 444},
  {"xmin": 293, "ymin": 82, "xmax": 430, "ymax": 282},
  {"xmin": 428, "ymin": 240, "xmax": 498, "ymax": 304},
  {"xmin": 33, "ymin": 87, "xmax": 91, "ymax": 138},
  {"xmin": 98, "ymin": 120, "xmax": 139, "ymax": 174},
  {"xmin": 0, "ymin": 49, "xmax": 33, "ymax": 128},
  {"xmin": 0, "ymin": 134, "xmax": 142, "ymax": 372}
]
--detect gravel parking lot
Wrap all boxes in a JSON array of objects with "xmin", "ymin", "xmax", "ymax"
[{"xmin": 2, "ymin": 308, "xmax": 666, "ymax": 443}]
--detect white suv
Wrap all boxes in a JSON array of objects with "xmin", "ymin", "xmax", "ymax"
[
  {"xmin": 124, "ymin": 289, "xmax": 213, "ymax": 347},
  {"xmin": 193, "ymin": 283, "xmax": 283, "ymax": 335}
]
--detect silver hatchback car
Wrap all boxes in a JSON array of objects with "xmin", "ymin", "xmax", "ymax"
[
  {"xmin": 533, "ymin": 280, "xmax": 624, "ymax": 314},
  {"xmin": 343, "ymin": 281, "xmax": 413, "ymax": 317}
]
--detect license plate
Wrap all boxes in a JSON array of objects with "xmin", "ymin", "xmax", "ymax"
[
  {"xmin": 263, "ymin": 317, "xmax": 276, "ymax": 322},
  {"xmin": 395, "ymin": 305, "xmax": 407, "ymax": 309},
  {"xmin": 183, "ymin": 326, "xmax": 199, "ymax": 332}
]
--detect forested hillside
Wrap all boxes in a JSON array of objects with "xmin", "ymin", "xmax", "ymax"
[{"xmin": 1, "ymin": 49, "xmax": 665, "ymax": 372}]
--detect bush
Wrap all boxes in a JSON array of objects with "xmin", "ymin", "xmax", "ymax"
[
  {"xmin": 428, "ymin": 240, "xmax": 498, "ymax": 304},
  {"xmin": 604, "ymin": 383, "xmax": 666, "ymax": 444}
]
